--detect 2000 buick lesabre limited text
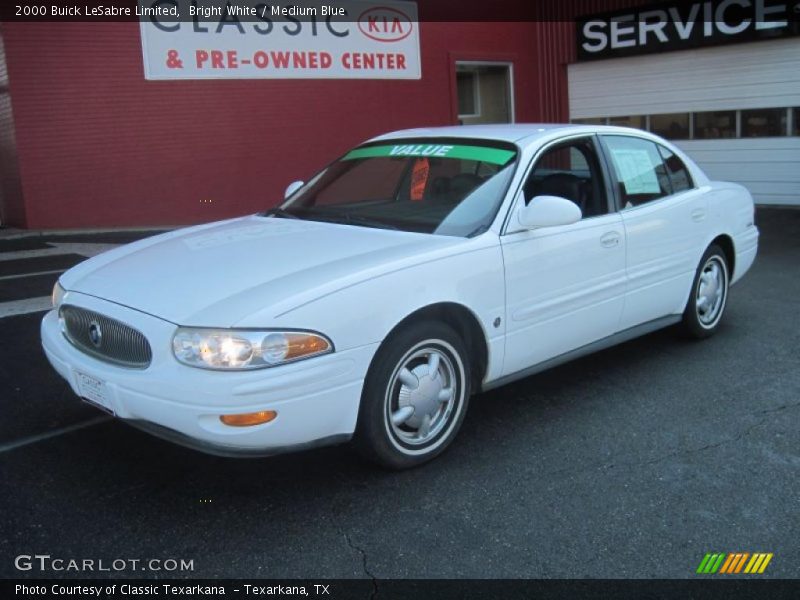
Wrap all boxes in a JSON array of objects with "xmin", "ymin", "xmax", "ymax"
[{"xmin": 41, "ymin": 125, "xmax": 759, "ymax": 468}]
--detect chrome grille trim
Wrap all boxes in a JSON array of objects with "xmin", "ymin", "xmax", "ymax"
[{"xmin": 59, "ymin": 305, "xmax": 153, "ymax": 369}]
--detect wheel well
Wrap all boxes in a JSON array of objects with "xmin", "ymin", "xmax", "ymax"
[
  {"xmin": 711, "ymin": 234, "xmax": 735, "ymax": 278},
  {"xmin": 386, "ymin": 303, "xmax": 489, "ymax": 391}
]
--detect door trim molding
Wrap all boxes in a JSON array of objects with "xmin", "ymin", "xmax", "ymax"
[{"xmin": 481, "ymin": 315, "xmax": 681, "ymax": 391}]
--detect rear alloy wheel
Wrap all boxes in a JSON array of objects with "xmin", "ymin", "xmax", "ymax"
[
  {"xmin": 354, "ymin": 321, "xmax": 470, "ymax": 469},
  {"xmin": 681, "ymin": 244, "xmax": 730, "ymax": 338}
]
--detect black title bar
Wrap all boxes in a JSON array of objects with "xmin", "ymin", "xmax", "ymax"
[{"xmin": 5, "ymin": 579, "xmax": 800, "ymax": 600}]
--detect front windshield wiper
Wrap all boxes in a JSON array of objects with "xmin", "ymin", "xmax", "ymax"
[
  {"xmin": 308, "ymin": 212, "xmax": 399, "ymax": 230},
  {"xmin": 262, "ymin": 207, "xmax": 301, "ymax": 219}
]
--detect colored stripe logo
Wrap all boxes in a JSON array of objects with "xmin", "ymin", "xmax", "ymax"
[
  {"xmin": 697, "ymin": 552, "xmax": 773, "ymax": 574},
  {"xmin": 344, "ymin": 144, "xmax": 516, "ymax": 165}
]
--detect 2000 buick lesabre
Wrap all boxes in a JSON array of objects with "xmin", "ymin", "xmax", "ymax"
[{"xmin": 41, "ymin": 124, "xmax": 759, "ymax": 468}]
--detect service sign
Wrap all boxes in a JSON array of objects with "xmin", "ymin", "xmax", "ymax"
[
  {"xmin": 577, "ymin": 0, "xmax": 800, "ymax": 61},
  {"xmin": 139, "ymin": 0, "xmax": 420, "ymax": 79}
]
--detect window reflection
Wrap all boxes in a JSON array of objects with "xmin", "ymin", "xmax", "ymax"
[
  {"xmin": 650, "ymin": 113, "xmax": 690, "ymax": 140},
  {"xmin": 693, "ymin": 111, "xmax": 737, "ymax": 139}
]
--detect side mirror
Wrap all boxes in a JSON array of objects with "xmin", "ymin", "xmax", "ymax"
[
  {"xmin": 517, "ymin": 195, "xmax": 582, "ymax": 229},
  {"xmin": 284, "ymin": 180, "xmax": 304, "ymax": 200}
]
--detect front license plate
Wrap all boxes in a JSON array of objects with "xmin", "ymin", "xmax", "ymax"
[{"xmin": 75, "ymin": 371, "xmax": 114, "ymax": 415}]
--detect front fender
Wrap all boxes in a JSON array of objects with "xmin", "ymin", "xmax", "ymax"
[{"xmin": 251, "ymin": 239, "xmax": 507, "ymax": 383}]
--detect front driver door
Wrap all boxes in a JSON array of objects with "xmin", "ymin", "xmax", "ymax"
[{"xmin": 500, "ymin": 135, "xmax": 627, "ymax": 378}]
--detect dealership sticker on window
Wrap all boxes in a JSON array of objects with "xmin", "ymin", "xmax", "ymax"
[
  {"xmin": 609, "ymin": 148, "xmax": 661, "ymax": 195},
  {"xmin": 410, "ymin": 158, "xmax": 430, "ymax": 201},
  {"xmin": 344, "ymin": 144, "xmax": 515, "ymax": 165}
]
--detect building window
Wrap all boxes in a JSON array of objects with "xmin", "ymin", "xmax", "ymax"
[
  {"xmin": 741, "ymin": 108, "xmax": 787, "ymax": 137},
  {"xmin": 455, "ymin": 63, "xmax": 512, "ymax": 124},
  {"xmin": 693, "ymin": 111, "xmax": 737, "ymax": 139},
  {"xmin": 572, "ymin": 117, "xmax": 607, "ymax": 125},
  {"xmin": 608, "ymin": 115, "xmax": 646, "ymax": 129},
  {"xmin": 573, "ymin": 107, "xmax": 800, "ymax": 139},
  {"xmin": 650, "ymin": 113, "xmax": 690, "ymax": 140},
  {"xmin": 456, "ymin": 71, "xmax": 479, "ymax": 118}
]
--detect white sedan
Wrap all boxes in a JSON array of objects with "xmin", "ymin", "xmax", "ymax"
[{"xmin": 41, "ymin": 124, "xmax": 759, "ymax": 469}]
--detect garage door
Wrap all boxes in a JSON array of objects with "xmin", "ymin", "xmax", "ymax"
[{"xmin": 568, "ymin": 38, "xmax": 800, "ymax": 206}]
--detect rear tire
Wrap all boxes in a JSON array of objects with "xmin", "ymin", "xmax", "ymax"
[
  {"xmin": 681, "ymin": 244, "xmax": 730, "ymax": 339},
  {"xmin": 353, "ymin": 321, "xmax": 471, "ymax": 469}
]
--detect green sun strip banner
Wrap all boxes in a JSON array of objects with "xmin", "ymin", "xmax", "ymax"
[{"xmin": 344, "ymin": 143, "xmax": 516, "ymax": 165}]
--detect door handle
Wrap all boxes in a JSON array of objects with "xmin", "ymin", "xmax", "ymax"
[
  {"xmin": 600, "ymin": 231, "xmax": 620, "ymax": 248},
  {"xmin": 691, "ymin": 208, "xmax": 706, "ymax": 222}
]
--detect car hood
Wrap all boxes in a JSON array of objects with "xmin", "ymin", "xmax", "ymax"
[{"xmin": 61, "ymin": 216, "xmax": 465, "ymax": 326}]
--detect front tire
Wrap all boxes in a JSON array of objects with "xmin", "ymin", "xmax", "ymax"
[
  {"xmin": 681, "ymin": 244, "xmax": 730, "ymax": 339},
  {"xmin": 354, "ymin": 321, "xmax": 471, "ymax": 469}
]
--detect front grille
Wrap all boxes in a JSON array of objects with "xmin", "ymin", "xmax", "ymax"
[{"xmin": 60, "ymin": 305, "xmax": 152, "ymax": 369}]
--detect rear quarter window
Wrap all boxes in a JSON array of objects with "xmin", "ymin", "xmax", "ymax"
[{"xmin": 657, "ymin": 145, "xmax": 694, "ymax": 193}]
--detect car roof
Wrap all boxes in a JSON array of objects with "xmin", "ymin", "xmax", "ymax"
[{"xmin": 368, "ymin": 123, "xmax": 661, "ymax": 147}]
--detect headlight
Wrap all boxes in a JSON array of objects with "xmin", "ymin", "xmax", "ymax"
[
  {"xmin": 52, "ymin": 281, "xmax": 65, "ymax": 308},
  {"xmin": 172, "ymin": 328, "xmax": 332, "ymax": 370}
]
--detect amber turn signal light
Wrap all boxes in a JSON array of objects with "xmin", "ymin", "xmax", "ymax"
[{"xmin": 219, "ymin": 410, "xmax": 277, "ymax": 427}]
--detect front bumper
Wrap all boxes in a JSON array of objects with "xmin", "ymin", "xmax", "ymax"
[
  {"xmin": 41, "ymin": 292, "xmax": 378, "ymax": 456},
  {"xmin": 126, "ymin": 419, "xmax": 352, "ymax": 458}
]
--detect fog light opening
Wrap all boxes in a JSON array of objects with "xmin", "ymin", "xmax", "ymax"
[{"xmin": 219, "ymin": 410, "xmax": 277, "ymax": 427}]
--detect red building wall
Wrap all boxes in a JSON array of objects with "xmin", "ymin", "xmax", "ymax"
[
  {"xmin": 0, "ymin": 29, "xmax": 25, "ymax": 227},
  {"xmin": 0, "ymin": 6, "xmax": 641, "ymax": 229}
]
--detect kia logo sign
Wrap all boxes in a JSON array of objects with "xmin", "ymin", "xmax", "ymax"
[{"xmin": 358, "ymin": 7, "xmax": 413, "ymax": 42}]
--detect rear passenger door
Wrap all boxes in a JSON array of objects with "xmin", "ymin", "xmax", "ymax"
[{"xmin": 599, "ymin": 135, "xmax": 708, "ymax": 330}]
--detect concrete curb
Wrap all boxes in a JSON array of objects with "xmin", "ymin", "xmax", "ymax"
[{"xmin": 0, "ymin": 226, "xmax": 176, "ymax": 240}]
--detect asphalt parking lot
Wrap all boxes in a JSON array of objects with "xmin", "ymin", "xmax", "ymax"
[{"xmin": 0, "ymin": 209, "xmax": 797, "ymax": 580}]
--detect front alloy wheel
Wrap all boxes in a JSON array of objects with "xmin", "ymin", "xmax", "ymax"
[{"xmin": 354, "ymin": 321, "xmax": 470, "ymax": 469}]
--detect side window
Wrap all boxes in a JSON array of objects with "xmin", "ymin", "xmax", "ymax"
[
  {"xmin": 602, "ymin": 135, "xmax": 671, "ymax": 209},
  {"xmin": 523, "ymin": 138, "xmax": 608, "ymax": 218},
  {"xmin": 657, "ymin": 145, "xmax": 694, "ymax": 194}
]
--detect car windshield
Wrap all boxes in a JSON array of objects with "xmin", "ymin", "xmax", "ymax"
[{"xmin": 268, "ymin": 139, "xmax": 518, "ymax": 237}]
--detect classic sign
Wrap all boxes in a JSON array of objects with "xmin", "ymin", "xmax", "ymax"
[{"xmin": 139, "ymin": 0, "xmax": 421, "ymax": 79}]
